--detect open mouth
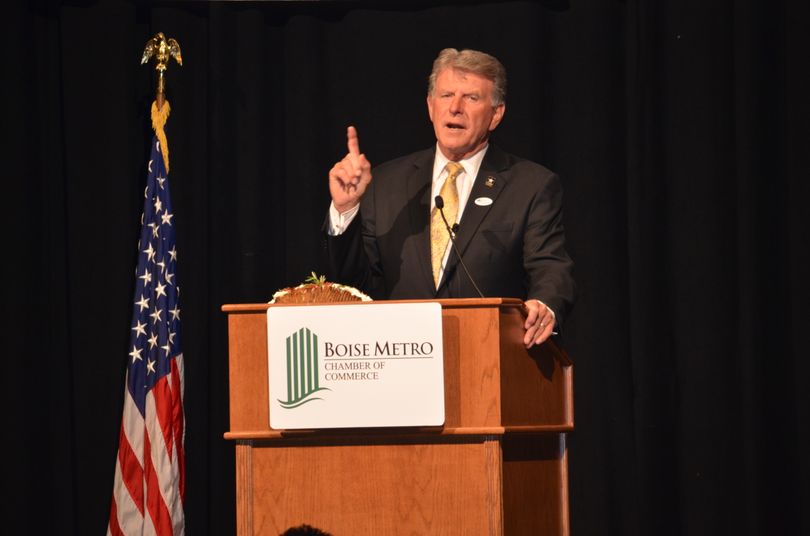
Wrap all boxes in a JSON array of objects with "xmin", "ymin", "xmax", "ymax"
[{"xmin": 446, "ymin": 122, "xmax": 465, "ymax": 130}]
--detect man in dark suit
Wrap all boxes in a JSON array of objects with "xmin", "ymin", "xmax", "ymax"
[{"xmin": 323, "ymin": 48, "xmax": 575, "ymax": 348}]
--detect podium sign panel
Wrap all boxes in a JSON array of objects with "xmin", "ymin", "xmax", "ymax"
[{"xmin": 266, "ymin": 302, "xmax": 445, "ymax": 430}]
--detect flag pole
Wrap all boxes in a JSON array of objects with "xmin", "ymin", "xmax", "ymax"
[{"xmin": 109, "ymin": 32, "xmax": 186, "ymax": 536}]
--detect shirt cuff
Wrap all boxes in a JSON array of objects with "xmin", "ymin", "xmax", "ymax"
[{"xmin": 328, "ymin": 202, "xmax": 360, "ymax": 236}]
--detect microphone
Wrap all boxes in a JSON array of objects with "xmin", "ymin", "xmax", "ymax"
[
  {"xmin": 436, "ymin": 197, "xmax": 460, "ymax": 234},
  {"xmin": 435, "ymin": 195, "xmax": 484, "ymax": 298}
]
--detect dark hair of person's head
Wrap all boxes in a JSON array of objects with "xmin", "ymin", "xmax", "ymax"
[{"xmin": 279, "ymin": 524, "xmax": 332, "ymax": 536}]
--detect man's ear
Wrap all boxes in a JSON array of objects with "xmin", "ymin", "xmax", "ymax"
[
  {"xmin": 489, "ymin": 103, "xmax": 506, "ymax": 131},
  {"xmin": 427, "ymin": 94, "xmax": 435, "ymax": 123}
]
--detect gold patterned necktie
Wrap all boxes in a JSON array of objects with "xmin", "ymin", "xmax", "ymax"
[{"xmin": 431, "ymin": 161, "xmax": 464, "ymax": 286}]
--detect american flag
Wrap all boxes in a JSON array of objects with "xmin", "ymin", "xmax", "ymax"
[{"xmin": 108, "ymin": 135, "xmax": 185, "ymax": 535}]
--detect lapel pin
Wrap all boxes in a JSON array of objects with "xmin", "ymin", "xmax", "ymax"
[{"xmin": 485, "ymin": 176, "xmax": 496, "ymax": 188}]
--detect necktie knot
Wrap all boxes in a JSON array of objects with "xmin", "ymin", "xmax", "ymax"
[{"xmin": 445, "ymin": 161, "xmax": 464, "ymax": 183}]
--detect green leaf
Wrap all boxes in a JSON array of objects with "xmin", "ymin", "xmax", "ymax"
[{"xmin": 305, "ymin": 271, "xmax": 326, "ymax": 285}]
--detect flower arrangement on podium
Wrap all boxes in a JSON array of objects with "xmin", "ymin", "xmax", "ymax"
[{"xmin": 269, "ymin": 272, "xmax": 372, "ymax": 304}]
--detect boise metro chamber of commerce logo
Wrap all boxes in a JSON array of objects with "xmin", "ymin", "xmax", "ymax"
[{"xmin": 278, "ymin": 327, "xmax": 330, "ymax": 409}]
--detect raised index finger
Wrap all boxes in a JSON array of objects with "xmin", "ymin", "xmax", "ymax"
[{"xmin": 347, "ymin": 125, "xmax": 361, "ymax": 156}]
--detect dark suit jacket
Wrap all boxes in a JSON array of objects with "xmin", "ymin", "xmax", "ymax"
[{"xmin": 322, "ymin": 144, "xmax": 576, "ymax": 327}]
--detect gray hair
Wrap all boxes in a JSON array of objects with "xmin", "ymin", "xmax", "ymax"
[{"xmin": 427, "ymin": 48, "xmax": 507, "ymax": 106}]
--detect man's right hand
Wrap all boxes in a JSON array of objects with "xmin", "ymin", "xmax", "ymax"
[{"xmin": 329, "ymin": 126, "xmax": 372, "ymax": 213}]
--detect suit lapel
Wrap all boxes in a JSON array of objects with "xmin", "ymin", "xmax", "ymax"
[
  {"xmin": 441, "ymin": 145, "xmax": 509, "ymax": 287},
  {"xmin": 406, "ymin": 148, "xmax": 437, "ymax": 293}
]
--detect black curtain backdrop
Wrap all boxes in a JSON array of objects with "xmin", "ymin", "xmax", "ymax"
[{"xmin": 4, "ymin": 0, "xmax": 808, "ymax": 534}]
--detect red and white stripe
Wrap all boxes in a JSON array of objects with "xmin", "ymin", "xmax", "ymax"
[{"xmin": 108, "ymin": 354, "xmax": 185, "ymax": 536}]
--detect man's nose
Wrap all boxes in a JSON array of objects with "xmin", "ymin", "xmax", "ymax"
[{"xmin": 449, "ymin": 95, "xmax": 464, "ymax": 114}]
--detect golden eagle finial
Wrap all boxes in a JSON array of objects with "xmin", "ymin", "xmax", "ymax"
[
  {"xmin": 141, "ymin": 32, "xmax": 182, "ymax": 110},
  {"xmin": 141, "ymin": 32, "xmax": 182, "ymax": 71}
]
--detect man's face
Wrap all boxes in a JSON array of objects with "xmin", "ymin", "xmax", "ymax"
[{"xmin": 427, "ymin": 68, "xmax": 505, "ymax": 161}]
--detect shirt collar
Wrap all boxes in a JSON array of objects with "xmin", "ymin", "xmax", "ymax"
[{"xmin": 432, "ymin": 143, "xmax": 490, "ymax": 182}]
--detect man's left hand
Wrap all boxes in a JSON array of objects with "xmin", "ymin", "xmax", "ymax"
[{"xmin": 523, "ymin": 300, "xmax": 555, "ymax": 348}]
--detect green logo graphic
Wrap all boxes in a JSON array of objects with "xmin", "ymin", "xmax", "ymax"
[{"xmin": 278, "ymin": 327, "xmax": 329, "ymax": 409}]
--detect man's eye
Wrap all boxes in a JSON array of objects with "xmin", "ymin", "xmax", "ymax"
[{"xmin": 466, "ymin": 95, "xmax": 479, "ymax": 102}]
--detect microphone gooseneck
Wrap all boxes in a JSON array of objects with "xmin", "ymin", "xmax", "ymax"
[{"xmin": 434, "ymin": 195, "xmax": 484, "ymax": 298}]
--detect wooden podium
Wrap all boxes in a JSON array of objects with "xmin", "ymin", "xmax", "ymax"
[{"xmin": 222, "ymin": 298, "xmax": 573, "ymax": 535}]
